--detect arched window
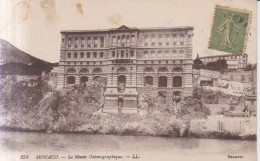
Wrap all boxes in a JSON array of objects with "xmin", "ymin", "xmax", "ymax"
[
  {"xmin": 73, "ymin": 52, "xmax": 78, "ymax": 59},
  {"xmin": 67, "ymin": 68, "xmax": 76, "ymax": 74},
  {"xmin": 80, "ymin": 68, "xmax": 89, "ymax": 73},
  {"xmin": 151, "ymin": 35, "xmax": 156, "ymax": 46},
  {"xmin": 93, "ymin": 52, "xmax": 97, "ymax": 58},
  {"xmin": 173, "ymin": 67, "xmax": 183, "ymax": 72},
  {"xmin": 117, "ymin": 36, "xmax": 121, "ymax": 45},
  {"xmin": 93, "ymin": 68, "xmax": 102, "ymax": 74},
  {"xmin": 158, "ymin": 35, "xmax": 163, "ymax": 45},
  {"xmin": 173, "ymin": 76, "xmax": 182, "ymax": 87},
  {"xmin": 100, "ymin": 52, "xmax": 104, "ymax": 58},
  {"xmin": 158, "ymin": 67, "xmax": 168, "ymax": 73},
  {"xmin": 179, "ymin": 50, "xmax": 184, "ymax": 54},
  {"xmin": 87, "ymin": 37, "xmax": 91, "ymax": 48},
  {"xmin": 93, "ymin": 76, "xmax": 101, "ymax": 81},
  {"xmin": 118, "ymin": 75, "xmax": 126, "ymax": 92},
  {"xmin": 67, "ymin": 52, "xmax": 71, "ymax": 59},
  {"xmin": 94, "ymin": 37, "xmax": 98, "ymax": 48},
  {"xmin": 100, "ymin": 36, "xmax": 104, "ymax": 47},
  {"xmin": 165, "ymin": 34, "xmax": 169, "ymax": 45},
  {"xmin": 158, "ymin": 76, "xmax": 167, "ymax": 87},
  {"xmin": 144, "ymin": 67, "xmax": 154, "ymax": 73},
  {"xmin": 117, "ymin": 67, "xmax": 127, "ymax": 73},
  {"xmin": 144, "ymin": 76, "xmax": 153, "ymax": 86},
  {"xmin": 80, "ymin": 52, "xmax": 84, "ymax": 58},
  {"xmin": 87, "ymin": 52, "xmax": 91, "ymax": 58},
  {"xmin": 80, "ymin": 76, "xmax": 88, "ymax": 83},
  {"xmin": 67, "ymin": 76, "xmax": 75, "ymax": 84},
  {"xmin": 112, "ymin": 36, "xmax": 117, "ymax": 45},
  {"xmin": 81, "ymin": 37, "xmax": 84, "ymax": 47}
]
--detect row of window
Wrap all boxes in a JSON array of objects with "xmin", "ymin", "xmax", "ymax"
[
  {"xmin": 67, "ymin": 50, "xmax": 137, "ymax": 59},
  {"xmin": 66, "ymin": 66, "xmax": 183, "ymax": 74},
  {"xmin": 202, "ymin": 55, "xmax": 247, "ymax": 61},
  {"xmin": 67, "ymin": 52, "xmax": 104, "ymax": 59},
  {"xmin": 67, "ymin": 68, "xmax": 102, "ymax": 74},
  {"xmin": 66, "ymin": 75, "xmax": 183, "ymax": 88},
  {"xmin": 65, "ymin": 60, "xmax": 185, "ymax": 65},
  {"xmin": 66, "ymin": 36, "xmax": 105, "ymax": 48},
  {"xmin": 144, "ymin": 34, "xmax": 185, "ymax": 46},
  {"xmin": 112, "ymin": 35, "xmax": 135, "ymax": 46},
  {"xmin": 143, "ymin": 50, "xmax": 185, "ymax": 58},
  {"xmin": 67, "ymin": 62, "xmax": 103, "ymax": 65},
  {"xmin": 144, "ymin": 76, "xmax": 183, "ymax": 88},
  {"xmin": 111, "ymin": 50, "xmax": 135, "ymax": 58},
  {"xmin": 142, "ymin": 60, "xmax": 184, "ymax": 64}
]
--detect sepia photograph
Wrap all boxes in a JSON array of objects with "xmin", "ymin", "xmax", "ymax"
[{"xmin": 0, "ymin": 0, "xmax": 258, "ymax": 161}]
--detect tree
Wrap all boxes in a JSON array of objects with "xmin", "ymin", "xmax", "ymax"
[
  {"xmin": 205, "ymin": 59, "xmax": 228, "ymax": 73},
  {"xmin": 244, "ymin": 63, "xmax": 252, "ymax": 71}
]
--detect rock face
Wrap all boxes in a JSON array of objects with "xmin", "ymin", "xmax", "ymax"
[{"xmin": 0, "ymin": 76, "xmax": 210, "ymax": 137}]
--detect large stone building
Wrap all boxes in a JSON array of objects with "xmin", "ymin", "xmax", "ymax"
[
  {"xmin": 200, "ymin": 54, "xmax": 248, "ymax": 69},
  {"xmin": 55, "ymin": 25, "xmax": 194, "ymax": 112}
]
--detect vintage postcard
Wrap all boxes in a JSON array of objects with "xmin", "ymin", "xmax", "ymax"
[{"xmin": 0, "ymin": 0, "xmax": 257, "ymax": 161}]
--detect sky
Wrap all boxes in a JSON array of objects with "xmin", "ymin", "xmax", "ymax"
[{"xmin": 0, "ymin": 0, "xmax": 257, "ymax": 63}]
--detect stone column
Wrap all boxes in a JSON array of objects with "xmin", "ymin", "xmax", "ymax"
[{"xmin": 75, "ymin": 75, "xmax": 80, "ymax": 84}]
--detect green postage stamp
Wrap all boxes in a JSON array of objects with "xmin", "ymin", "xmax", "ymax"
[{"xmin": 208, "ymin": 5, "xmax": 252, "ymax": 55}]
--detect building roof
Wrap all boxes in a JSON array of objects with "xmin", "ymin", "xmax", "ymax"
[
  {"xmin": 60, "ymin": 25, "xmax": 194, "ymax": 34},
  {"xmin": 200, "ymin": 53, "xmax": 248, "ymax": 59}
]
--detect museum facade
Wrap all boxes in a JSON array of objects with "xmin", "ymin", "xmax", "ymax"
[{"xmin": 55, "ymin": 25, "xmax": 194, "ymax": 112}]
